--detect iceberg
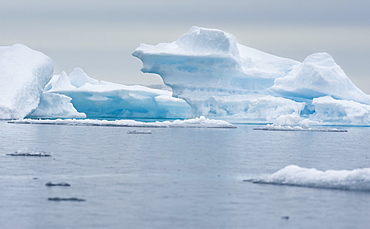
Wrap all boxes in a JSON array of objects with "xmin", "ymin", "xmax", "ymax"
[
  {"xmin": 245, "ymin": 165, "xmax": 370, "ymax": 192},
  {"xmin": 39, "ymin": 68, "xmax": 190, "ymax": 119},
  {"xmin": 133, "ymin": 26, "xmax": 370, "ymax": 125},
  {"xmin": 0, "ymin": 44, "xmax": 54, "ymax": 119},
  {"xmin": 9, "ymin": 116, "xmax": 236, "ymax": 128}
]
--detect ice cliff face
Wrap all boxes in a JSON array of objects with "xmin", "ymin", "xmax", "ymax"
[
  {"xmin": 0, "ymin": 44, "xmax": 53, "ymax": 119},
  {"xmin": 133, "ymin": 26, "xmax": 370, "ymax": 125},
  {"xmin": 38, "ymin": 68, "xmax": 190, "ymax": 119}
]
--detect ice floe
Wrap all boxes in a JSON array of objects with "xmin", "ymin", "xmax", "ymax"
[
  {"xmin": 245, "ymin": 165, "xmax": 370, "ymax": 191},
  {"xmin": 9, "ymin": 116, "xmax": 236, "ymax": 128}
]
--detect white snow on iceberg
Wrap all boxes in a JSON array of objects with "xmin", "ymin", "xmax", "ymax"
[
  {"xmin": 9, "ymin": 116, "xmax": 236, "ymax": 128},
  {"xmin": 253, "ymin": 114, "xmax": 348, "ymax": 132},
  {"xmin": 246, "ymin": 165, "xmax": 370, "ymax": 191},
  {"xmin": 0, "ymin": 44, "xmax": 53, "ymax": 119},
  {"xmin": 38, "ymin": 68, "xmax": 190, "ymax": 119},
  {"xmin": 270, "ymin": 53, "xmax": 370, "ymax": 104},
  {"xmin": 311, "ymin": 96, "xmax": 370, "ymax": 125},
  {"xmin": 133, "ymin": 26, "xmax": 370, "ymax": 125}
]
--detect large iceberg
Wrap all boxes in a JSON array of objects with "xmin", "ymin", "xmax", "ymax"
[
  {"xmin": 0, "ymin": 44, "xmax": 53, "ymax": 119},
  {"xmin": 133, "ymin": 26, "xmax": 370, "ymax": 125},
  {"xmin": 36, "ymin": 68, "xmax": 190, "ymax": 119}
]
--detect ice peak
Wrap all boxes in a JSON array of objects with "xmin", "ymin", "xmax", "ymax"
[
  {"xmin": 303, "ymin": 52, "xmax": 337, "ymax": 68},
  {"xmin": 69, "ymin": 67, "xmax": 100, "ymax": 88},
  {"xmin": 176, "ymin": 26, "xmax": 239, "ymax": 57}
]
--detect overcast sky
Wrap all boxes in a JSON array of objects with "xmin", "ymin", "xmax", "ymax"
[{"xmin": 1, "ymin": 0, "xmax": 370, "ymax": 93}]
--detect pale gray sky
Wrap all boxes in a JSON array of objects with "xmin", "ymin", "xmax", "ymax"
[{"xmin": 1, "ymin": 0, "xmax": 370, "ymax": 93}]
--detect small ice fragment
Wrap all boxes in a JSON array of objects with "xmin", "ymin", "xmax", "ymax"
[
  {"xmin": 48, "ymin": 197, "xmax": 86, "ymax": 202},
  {"xmin": 6, "ymin": 148, "xmax": 52, "ymax": 157},
  {"xmin": 127, "ymin": 130, "xmax": 152, "ymax": 134},
  {"xmin": 45, "ymin": 182, "xmax": 71, "ymax": 187}
]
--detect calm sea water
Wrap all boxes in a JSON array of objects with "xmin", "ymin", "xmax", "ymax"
[{"xmin": 1, "ymin": 121, "xmax": 369, "ymax": 229}]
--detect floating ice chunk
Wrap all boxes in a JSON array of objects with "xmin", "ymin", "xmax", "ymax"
[
  {"xmin": 48, "ymin": 197, "xmax": 86, "ymax": 202},
  {"xmin": 127, "ymin": 130, "xmax": 152, "ymax": 134},
  {"xmin": 246, "ymin": 165, "xmax": 370, "ymax": 191},
  {"xmin": 45, "ymin": 182, "xmax": 71, "ymax": 187},
  {"xmin": 6, "ymin": 147, "xmax": 52, "ymax": 157},
  {"xmin": 253, "ymin": 125, "xmax": 347, "ymax": 132},
  {"xmin": 0, "ymin": 44, "xmax": 54, "ymax": 119},
  {"xmin": 9, "ymin": 116, "xmax": 236, "ymax": 128},
  {"xmin": 27, "ymin": 92, "xmax": 86, "ymax": 119}
]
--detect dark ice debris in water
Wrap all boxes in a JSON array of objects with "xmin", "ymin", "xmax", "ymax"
[
  {"xmin": 48, "ymin": 197, "xmax": 86, "ymax": 202},
  {"xmin": 6, "ymin": 152, "xmax": 51, "ymax": 157},
  {"xmin": 127, "ymin": 130, "xmax": 152, "ymax": 134},
  {"xmin": 45, "ymin": 182, "xmax": 71, "ymax": 187}
]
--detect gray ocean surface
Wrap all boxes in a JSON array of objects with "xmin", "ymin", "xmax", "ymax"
[{"xmin": 1, "ymin": 121, "xmax": 369, "ymax": 229}]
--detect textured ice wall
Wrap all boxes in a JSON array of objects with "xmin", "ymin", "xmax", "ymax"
[{"xmin": 0, "ymin": 44, "xmax": 53, "ymax": 119}]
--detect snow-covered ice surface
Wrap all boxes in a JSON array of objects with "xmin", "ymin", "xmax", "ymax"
[
  {"xmin": 37, "ymin": 68, "xmax": 190, "ymax": 119},
  {"xmin": 270, "ymin": 53, "xmax": 370, "ymax": 104},
  {"xmin": 9, "ymin": 116, "xmax": 236, "ymax": 128},
  {"xmin": 253, "ymin": 114, "xmax": 348, "ymax": 132},
  {"xmin": 133, "ymin": 26, "xmax": 370, "ymax": 125},
  {"xmin": 0, "ymin": 44, "xmax": 53, "ymax": 119},
  {"xmin": 246, "ymin": 165, "xmax": 370, "ymax": 192}
]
